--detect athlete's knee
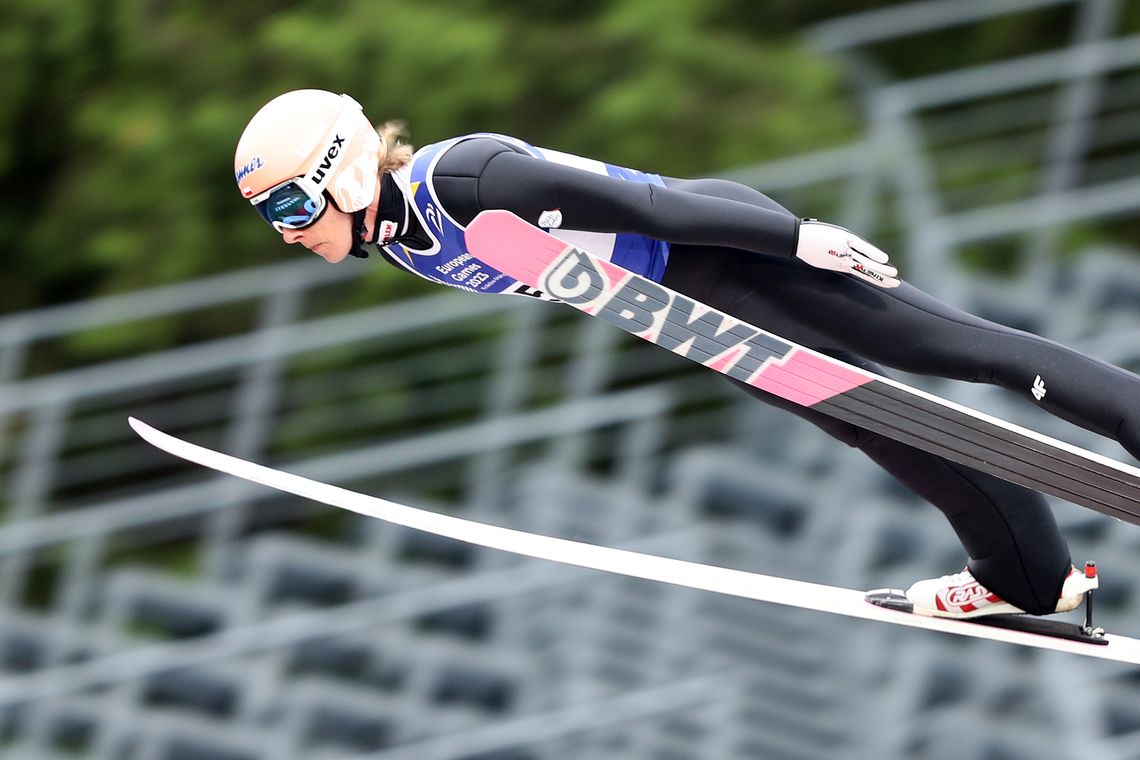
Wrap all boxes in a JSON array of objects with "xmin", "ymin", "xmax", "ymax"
[{"xmin": 844, "ymin": 426, "xmax": 884, "ymax": 450}]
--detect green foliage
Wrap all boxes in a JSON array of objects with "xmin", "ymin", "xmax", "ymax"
[{"xmin": 3, "ymin": 0, "xmax": 881, "ymax": 316}]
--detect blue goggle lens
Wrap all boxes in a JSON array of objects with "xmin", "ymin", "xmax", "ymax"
[{"xmin": 255, "ymin": 183, "xmax": 325, "ymax": 229}]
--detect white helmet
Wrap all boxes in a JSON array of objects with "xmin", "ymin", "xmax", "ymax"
[{"xmin": 234, "ymin": 90, "xmax": 381, "ymax": 231}]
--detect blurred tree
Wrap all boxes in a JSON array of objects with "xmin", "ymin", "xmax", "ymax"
[
  {"xmin": 3, "ymin": 0, "xmax": 891, "ymax": 317},
  {"xmin": 8, "ymin": 0, "xmax": 1079, "ymax": 321}
]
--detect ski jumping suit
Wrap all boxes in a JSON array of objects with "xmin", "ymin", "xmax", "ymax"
[{"xmin": 370, "ymin": 134, "xmax": 1140, "ymax": 615}]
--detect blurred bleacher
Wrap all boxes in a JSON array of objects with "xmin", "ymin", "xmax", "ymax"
[{"xmin": 7, "ymin": 0, "xmax": 1140, "ymax": 757}]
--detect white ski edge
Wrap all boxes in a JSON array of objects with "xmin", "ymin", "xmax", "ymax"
[{"xmin": 129, "ymin": 417, "xmax": 1140, "ymax": 665}]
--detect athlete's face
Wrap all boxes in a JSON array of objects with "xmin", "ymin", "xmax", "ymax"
[{"xmin": 279, "ymin": 202, "xmax": 354, "ymax": 263}]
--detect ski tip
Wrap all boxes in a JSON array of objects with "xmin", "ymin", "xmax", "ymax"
[
  {"xmin": 466, "ymin": 210, "xmax": 522, "ymax": 245},
  {"xmin": 128, "ymin": 417, "xmax": 163, "ymax": 447}
]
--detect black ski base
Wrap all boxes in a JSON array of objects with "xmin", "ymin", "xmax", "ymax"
[{"xmin": 865, "ymin": 589, "xmax": 1108, "ymax": 646}]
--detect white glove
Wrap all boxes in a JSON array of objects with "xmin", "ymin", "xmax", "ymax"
[{"xmin": 795, "ymin": 220, "xmax": 900, "ymax": 288}]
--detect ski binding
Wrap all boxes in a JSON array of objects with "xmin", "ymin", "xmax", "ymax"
[{"xmin": 866, "ymin": 561, "xmax": 1107, "ymax": 646}]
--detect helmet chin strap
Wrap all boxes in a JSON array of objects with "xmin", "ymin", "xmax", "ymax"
[
  {"xmin": 347, "ymin": 208, "xmax": 370, "ymax": 259},
  {"xmin": 348, "ymin": 173, "xmax": 410, "ymax": 259}
]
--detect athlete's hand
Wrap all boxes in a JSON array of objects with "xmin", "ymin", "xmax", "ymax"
[{"xmin": 795, "ymin": 220, "xmax": 900, "ymax": 288}]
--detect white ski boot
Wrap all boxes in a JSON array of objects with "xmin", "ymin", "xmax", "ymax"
[{"xmin": 905, "ymin": 564, "xmax": 1099, "ymax": 619}]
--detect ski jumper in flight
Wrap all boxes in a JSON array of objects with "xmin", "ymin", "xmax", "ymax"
[{"xmin": 233, "ymin": 90, "xmax": 1138, "ymax": 618}]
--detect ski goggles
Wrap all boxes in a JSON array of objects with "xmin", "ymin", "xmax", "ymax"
[{"xmin": 250, "ymin": 176, "xmax": 328, "ymax": 232}]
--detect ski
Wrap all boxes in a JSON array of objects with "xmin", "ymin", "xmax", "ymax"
[
  {"xmin": 464, "ymin": 210, "xmax": 1140, "ymax": 526},
  {"xmin": 129, "ymin": 418, "xmax": 1140, "ymax": 663}
]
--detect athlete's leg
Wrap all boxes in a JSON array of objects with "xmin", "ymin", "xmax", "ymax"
[
  {"xmin": 722, "ymin": 254, "xmax": 1140, "ymax": 462},
  {"xmin": 727, "ymin": 358, "xmax": 1071, "ymax": 615},
  {"xmin": 658, "ymin": 180, "xmax": 1120, "ymax": 610},
  {"xmin": 661, "ymin": 241, "xmax": 1075, "ymax": 613}
]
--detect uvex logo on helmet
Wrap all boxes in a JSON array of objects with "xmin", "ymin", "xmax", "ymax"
[{"xmin": 310, "ymin": 135, "xmax": 346, "ymax": 184}]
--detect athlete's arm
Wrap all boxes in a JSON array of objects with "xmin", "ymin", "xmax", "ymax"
[
  {"xmin": 434, "ymin": 138, "xmax": 898, "ymax": 287},
  {"xmin": 434, "ymin": 138, "xmax": 798, "ymax": 255}
]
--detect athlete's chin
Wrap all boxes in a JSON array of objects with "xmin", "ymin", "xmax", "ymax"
[{"xmin": 313, "ymin": 244, "xmax": 351, "ymax": 264}]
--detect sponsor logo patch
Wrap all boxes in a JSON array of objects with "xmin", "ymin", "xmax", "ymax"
[
  {"xmin": 377, "ymin": 220, "xmax": 399, "ymax": 244},
  {"xmin": 235, "ymin": 156, "xmax": 264, "ymax": 183},
  {"xmin": 538, "ymin": 209, "xmax": 563, "ymax": 229},
  {"xmin": 538, "ymin": 249, "xmax": 798, "ymax": 385},
  {"xmin": 944, "ymin": 582, "xmax": 991, "ymax": 607}
]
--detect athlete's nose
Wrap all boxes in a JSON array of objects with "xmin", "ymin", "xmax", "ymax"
[{"xmin": 281, "ymin": 228, "xmax": 304, "ymax": 245}]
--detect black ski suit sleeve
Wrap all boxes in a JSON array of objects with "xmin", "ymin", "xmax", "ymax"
[{"xmin": 431, "ymin": 137, "xmax": 800, "ymax": 258}]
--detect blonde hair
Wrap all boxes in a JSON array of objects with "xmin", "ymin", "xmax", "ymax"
[{"xmin": 377, "ymin": 121, "xmax": 414, "ymax": 173}]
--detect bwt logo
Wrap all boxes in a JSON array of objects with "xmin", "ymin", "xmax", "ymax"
[
  {"xmin": 540, "ymin": 250, "xmax": 796, "ymax": 383},
  {"xmin": 310, "ymin": 135, "xmax": 346, "ymax": 184},
  {"xmin": 235, "ymin": 156, "xmax": 264, "ymax": 183},
  {"xmin": 540, "ymin": 250, "xmax": 605, "ymax": 304}
]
